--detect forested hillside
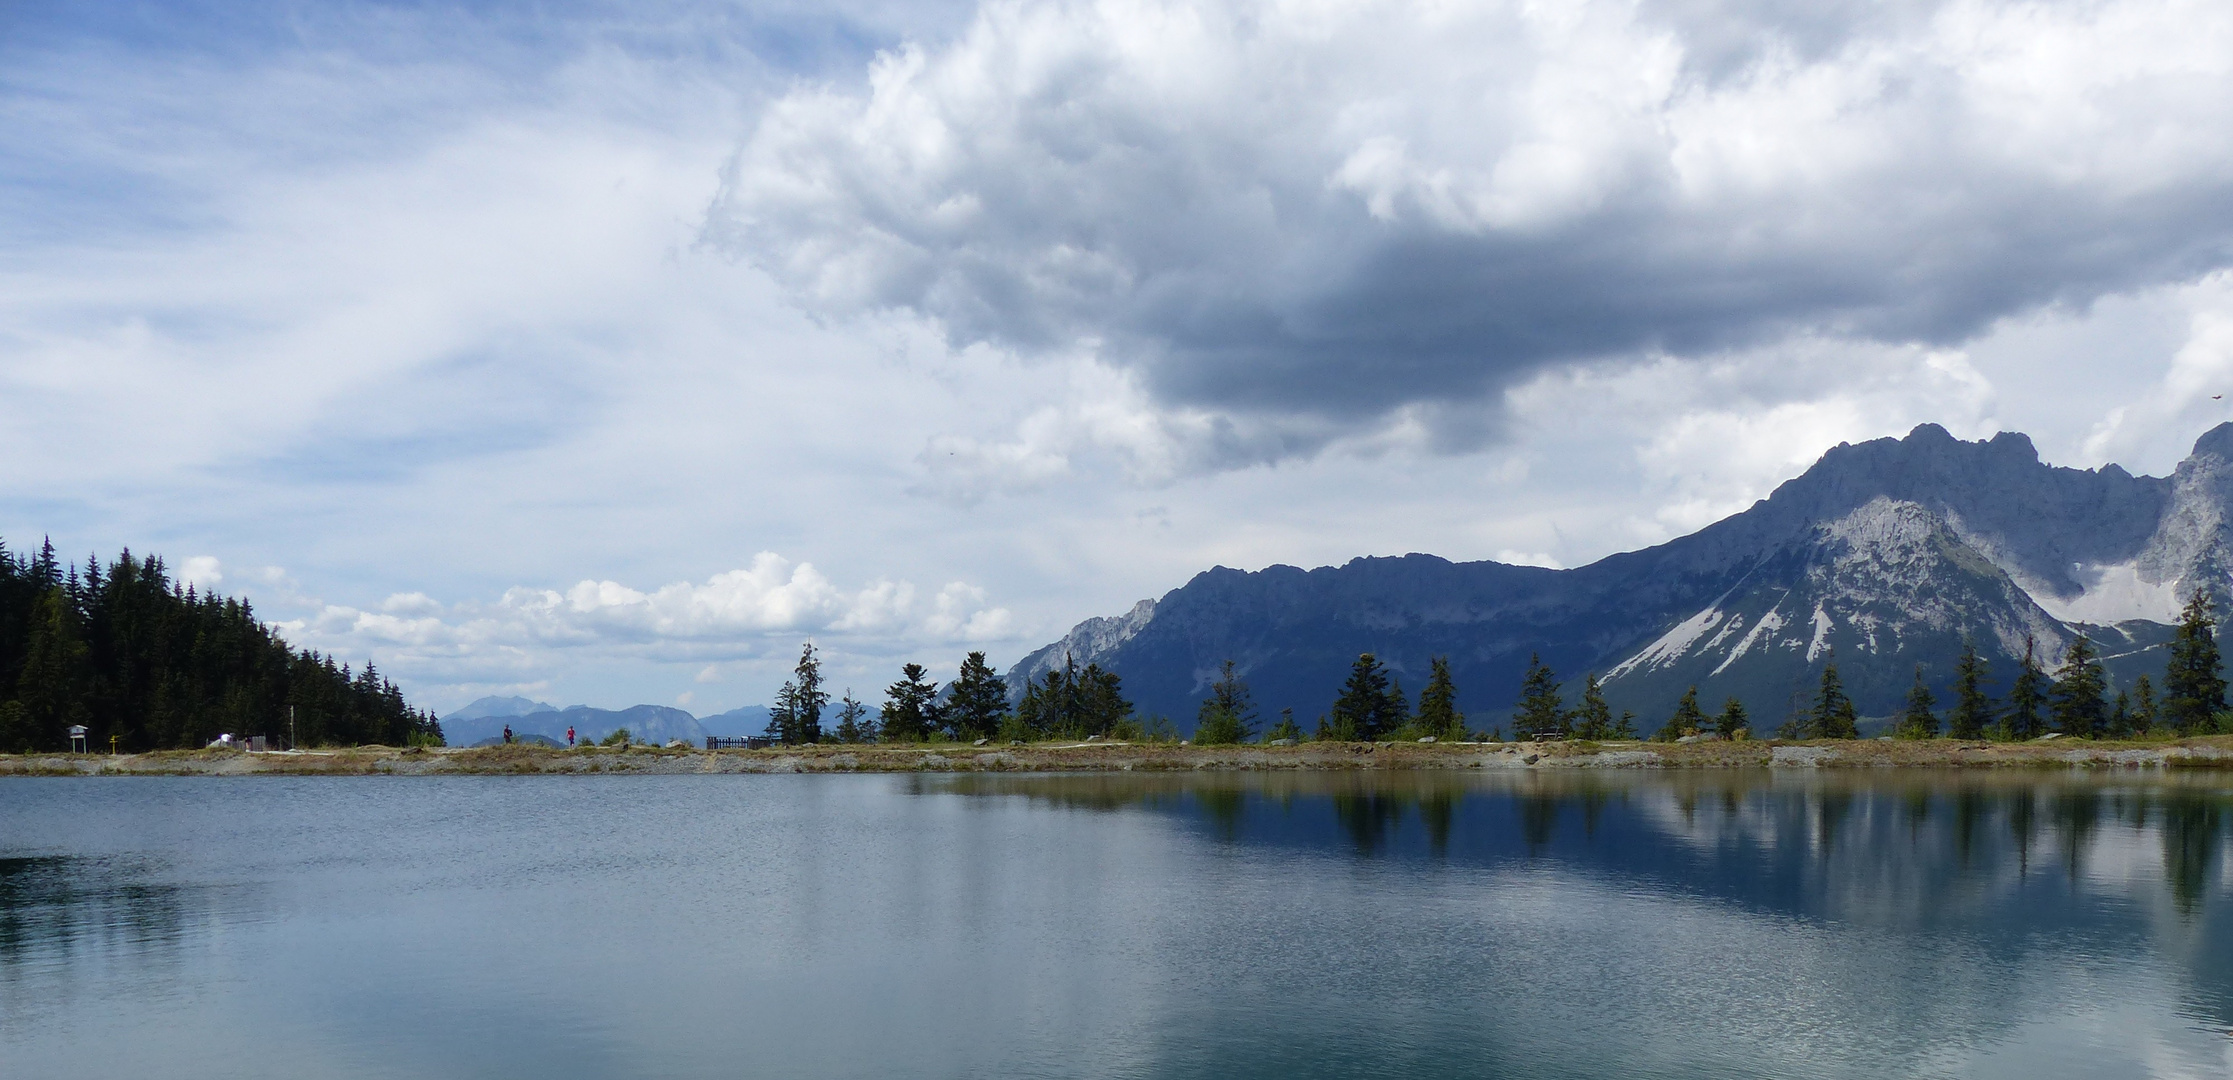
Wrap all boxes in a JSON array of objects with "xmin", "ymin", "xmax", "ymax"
[{"xmin": 0, "ymin": 540, "xmax": 440, "ymax": 752}]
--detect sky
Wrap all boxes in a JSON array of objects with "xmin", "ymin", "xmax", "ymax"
[{"xmin": 5, "ymin": 0, "xmax": 2233, "ymax": 717}]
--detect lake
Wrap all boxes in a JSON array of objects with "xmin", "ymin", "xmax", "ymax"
[{"xmin": 2, "ymin": 771, "xmax": 2230, "ymax": 1078}]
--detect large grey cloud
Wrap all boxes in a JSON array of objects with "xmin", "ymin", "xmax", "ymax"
[{"xmin": 708, "ymin": 0, "xmax": 2233, "ymax": 440}]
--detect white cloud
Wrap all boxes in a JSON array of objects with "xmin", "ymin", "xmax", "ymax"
[{"xmin": 711, "ymin": 0, "xmax": 2233, "ymax": 450}]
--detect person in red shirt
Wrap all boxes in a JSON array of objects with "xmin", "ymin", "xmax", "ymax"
[{"xmin": 567, "ymin": 726, "xmax": 576, "ymax": 747}]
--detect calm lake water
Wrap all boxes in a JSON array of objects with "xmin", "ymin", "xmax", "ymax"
[{"xmin": 2, "ymin": 771, "xmax": 2230, "ymax": 1079}]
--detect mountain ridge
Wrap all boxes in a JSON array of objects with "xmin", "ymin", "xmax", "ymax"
[{"xmin": 1009, "ymin": 423, "xmax": 2233, "ymax": 733}]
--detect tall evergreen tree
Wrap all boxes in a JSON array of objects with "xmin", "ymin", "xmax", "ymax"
[
  {"xmin": 944, "ymin": 651, "xmax": 1009, "ymax": 740},
  {"xmin": 767, "ymin": 641, "xmax": 830, "ymax": 744},
  {"xmin": 2107, "ymin": 691, "xmax": 2134, "ymax": 739},
  {"xmin": 1811, "ymin": 655, "xmax": 1859, "ymax": 739},
  {"xmin": 1332, "ymin": 653, "xmax": 1404, "ymax": 741},
  {"xmin": 1266, "ymin": 707, "xmax": 1302, "ymax": 743},
  {"xmin": 1571, "ymin": 673, "xmax": 1614, "ymax": 741},
  {"xmin": 879, "ymin": 663, "xmax": 939, "ymax": 742},
  {"xmin": 1657, "ymin": 686, "xmax": 1707, "ymax": 741},
  {"xmin": 1948, "ymin": 642, "xmax": 1995, "ymax": 740},
  {"xmin": 1193, "ymin": 660, "xmax": 1258, "ymax": 745},
  {"xmin": 1414, "ymin": 656, "xmax": 1466, "ymax": 741},
  {"xmin": 1715, "ymin": 696, "xmax": 1749, "ymax": 740},
  {"xmin": 832, "ymin": 691, "xmax": 871, "ymax": 743},
  {"xmin": 2050, "ymin": 635, "xmax": 2108, "ymax": 737},
  {"xmin": 2163, "ymin": 589, "xmax": 2226, "ymax": 735},
  {"xmin": 1512, "ymin": 654, "xmax": 1568, "ymax": 738},
  {"xmin": 1898, "ymin": 666, "xmax": 1940, "ymax": 739},
  {"xmin": 2003, "ymin": 635, "xmax": 2049, "ymax": 741},
  {"xmin": 2131, "ymin": 674, "xmax": 2160, "ymax": 734}
]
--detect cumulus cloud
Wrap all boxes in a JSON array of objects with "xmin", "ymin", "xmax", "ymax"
[{"xmin": 710, "ymin": 0, "xmax": 2233, "ymax": 455}]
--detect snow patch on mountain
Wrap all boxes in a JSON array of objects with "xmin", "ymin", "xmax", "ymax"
[
  {"xmin": 1806, "ymin": 603, "xmax": 1835, "ymax": 662},
  {"xmin": 1609, "ymin": 604, "xmax": 1728, "ymax": 677},
  {"xmin": 1714, "ymin": 609, "xmax": 1784, "ymax": 675}
]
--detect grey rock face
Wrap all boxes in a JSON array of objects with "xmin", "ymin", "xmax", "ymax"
[{"xmin": 1018, "ymin": 423, "xmax": 2233, "ymax": 733}]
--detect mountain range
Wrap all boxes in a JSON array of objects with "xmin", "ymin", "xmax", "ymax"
[
  {"xmin": 1009, "ymin": 423, "xmax": 2233, "ymax": 735},
  {"xmin": 437, "ymin": 697, "xmax": 779, "ymax": 747}
]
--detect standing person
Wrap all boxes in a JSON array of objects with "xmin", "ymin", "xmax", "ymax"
[
  {"xmin": 567, "ymin": 726, "xmax": 575, "ymax": 747},
  {"xmin": 503, "ymin": 724, "xmax": 513, "ymax": 745}
]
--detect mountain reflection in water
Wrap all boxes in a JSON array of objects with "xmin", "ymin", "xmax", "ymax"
[{"xmin": 1, "ymin": 772, "xmax": 2229, "ymax": 1080}]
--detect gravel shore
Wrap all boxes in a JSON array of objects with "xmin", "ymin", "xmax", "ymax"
[{"xmin": 7, "ymin": 735, "xmax": 2233, "ymax": 776}]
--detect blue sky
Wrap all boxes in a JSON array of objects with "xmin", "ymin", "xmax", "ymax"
[{"xmin": 6, "ymin": 0, "xmax": 2233, "ymax": 716}]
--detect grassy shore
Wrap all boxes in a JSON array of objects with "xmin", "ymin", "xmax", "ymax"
[{"xmin": 6, "ymin": 735, "xmax": 2233, "ymax": 776}]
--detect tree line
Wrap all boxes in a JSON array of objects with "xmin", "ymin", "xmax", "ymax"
[
  {"xmin": 0, "ymin": 540, "xmax": 442, "ymax": 753},
  {"xmin": 761, "ymin": 588, "xmax": 2233, "ymax": 748}
]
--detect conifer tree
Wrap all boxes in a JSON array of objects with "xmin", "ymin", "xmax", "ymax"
[
  {"xmin": 767, "ymin": 641, "xmax": 830, "ymax": 744},
  {"xmin": 2108, "ymin": 691, "xmax": 2133, "ymax": 739},
  {"xmin": 1571, "ymin": 674, "xmax": 1613, "ymax": 740},
  {"xmin": 944, "ymin": 651, "xmax": 1010, "ymax": 740},
  {"xmin": 2049, "ymin": 635, "xmax": 2108, "ymax": 737},
  {"xmin": 1613, "ymin": 710, "xmax": 1638, "ymax": 739},
  {"xmin": 832, "ymin": 691, "xmax": 871, "ymax": 743},
  {"xmin": 1655, "ymin": 686, "xmax": 1707, "ymax": 741},
  {"xmin": 1332, "ymin": 653, "xmax": 1404, "ymax": 741},
  {"xmin": 2002, "ymin": 636, "xmax": 2048, "ymax": 741},
  {"xmin": 1811, "ymin": 656, "xmax": 1859, "ymax": 739},
  {"xmin": 1194, "ymin": 659, "xmax": 1258, "ymax": 745},
  {"xmin": 1512, "ymin": 654, "xmax": 1568, "ymax": 738},
  {"xmin": 879, "ymin": 663, "xmax": 939, "ymax": 742},
  {"xmin": 2131, "ymin": 674, "xmax": 2160, "ymax": 734},
  {"xmin": 1415, "ymin": 656, "xmax": 1465, "ymax": 740},
  {"xmin": 1266, "ymin": 707, "xmax": 1302, "ymax": 743},
  {"xmin": 1948, "ymin": 642, "xmax": 1994, "ymax": 740},
  {"xmin": 1716, "ymin": 696, "xmax": 1749, "ymax": 739},
  {"xmin": 2163, "ymin": 589, "xmax": 2226, "ymax": 735},
  {"xmin": 1898, "ymin": 666, "xmax": 1939, "ymax": 739}
]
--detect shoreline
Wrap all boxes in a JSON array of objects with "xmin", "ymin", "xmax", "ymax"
[{"xmin": 7, "ymin": 735, "xmax": 2233, "ymax": 776}]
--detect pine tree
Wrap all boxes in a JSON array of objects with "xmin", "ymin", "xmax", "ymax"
[
  {"xmin": 832, "ymin": 691, "xmax": 871, "ymax": 743},
  {"xmin": 1571, "ymin": 674, "xmax": 1613, "ymax": 740},
  {"xmin": 944, "ymin": 651, "xmax": 1009, "ymax": 740},
  {"xmin": 2108, "ymin": 691, "xmax": 2133, "ymax": 739},
  {"xmin": 1948, "ymin": 642, "xmax": 1994, "ymax": 740},
  {"xmin": 1194, "ymin": 659, "xmax": 1258, "ymax": 745},
  {"xmin": 767, "ymin": 641, "xmax": 831, "ymax": 744},
  {"xmin": 1332, "ymin": 653, "xmax": 1404, "ymax": 741},
  {"xmin": 2049, "ymin": 635, "xmax": 2107, "ymax": 737},
  {"xmin": 1656, "ymin": 686, "xmax": 1707, "ymax": 741},
  {"xmin": 1811, "ymin": 655, "xmax": 1859, "ymax": 739},
  {"xmin": 2003, "ymin": 635, "xmax": 2048, "ymax": 741},
  {"xmin": 1715, "ymin": 697, "xmax": 1749, "ymax": 740},
  {"xmin": 879, "ymin": 663, "xmax": 939, "ymax": 742},
  {"xmin": 2163, "ymin": 589, "xmax": 2226, "ymax": 735},
  {"xmin": 1612, "ymin": 710, "xmax": 1638, "ymax": 739},
  {"xmin": 1512, "ymin": 654, "xmax": 1568, "ymax": 739},
  {"xmin": 1898, "ymin": 666, "xmax": 1939, "ymax": 739},
  {"xmin": 1266, "ymin": 707, "xmax": 1302, "ymax": 743},
  {"xmin": 1415, "ymin": 656, "xmax": 1465, "ymax": 740},
  {"xmin": 2131, "ymin": 674, "xmax": 2160, "ymax": 734}
]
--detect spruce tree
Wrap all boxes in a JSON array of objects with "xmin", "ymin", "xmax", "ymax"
[
  {"xmin": 1715, "ymin": 697, "xmax": 1749, "ymax": 740},
  {"xmin": 1572, "ymin": 674, "xmax": 1613, "ymax": 741},
  {"xmin": 768, "ymin": 642, "xmax": 830, "ymax": 744},
  {"xmin": 1898, "ymin": 666, "xmax": 1939, "ymax": 739},
  {"xmin": 879, "ymin": 663, "xmax": 939, "ymax": 742},
  {"xmin": 1659, "ymin": 686, "xmax": 1708, "ymax": 741},
  {"xmin": 1613, "ymin": 710, "xmax": 1638, "ymax": 739},
  {"xmin": 1194, "ymin": 660, "xmax": 1258, "ymax": 745},
  {"xmin": 2131, "ymin": 674, "xmax": 2160, "ymax": 734},
  {"xmin": 2002, "ymin": 636, "xmax": 2048, "ymax": 741},
  {"xmin": 2108, "ymin": 691, "xmax": 2133, "ymax": 739},
  {"xmin": 945, "ymin": 651, "xmax": 1010, "ymax": 740},
  {"xmin": 1332, "ymin": 653, "xmax": 1404, "ymax": 741},
  {"xmin": 1266, "ymin": 707, "xmax": 1302, "ymax": 743},
  {"xmin": 1811, "ymin": 656, "xmax": 1859, "ymax": 739},
  {"xmin": 1948, "ymin": 642, "xmax": 1994, "ymax": 740},
  {"xmin": 2163, "ymin": 589, "xmax": 2226, "ymax": 735},
  {"xmin": 1415, "ymin": 656, "xmax": 1466, "ymax": 740},
  {"xmin": 832, "ymin": 691, "xmax": 870, "ymax": 743},
  {"xmin": 1512, "ymin": 654, "xmax": 1568, "ymax": 739},
  {"xmin": 2049, "ymin": 635, "xmax": 2107, "ymax": 737}
]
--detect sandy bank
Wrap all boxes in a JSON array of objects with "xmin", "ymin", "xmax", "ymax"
[{"xmin": 6, "ymin": 736, "xmax": 2233, "ymax": 776}]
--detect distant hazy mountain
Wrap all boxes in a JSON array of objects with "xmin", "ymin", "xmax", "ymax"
[
  {"xmin": 697, "ymin": 705, "xmax": 774, "ymax": 737},
  {"xmin": 1011, "ymin": 423, "xmax": 2233, "ymax": 734},
  {"xmin": 446, "ymin": 695, "xmax": 559, "ymax": 722},
  {"xmin": 442, "ymin": 704, "xmax": 705, "ymax": 747}
]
